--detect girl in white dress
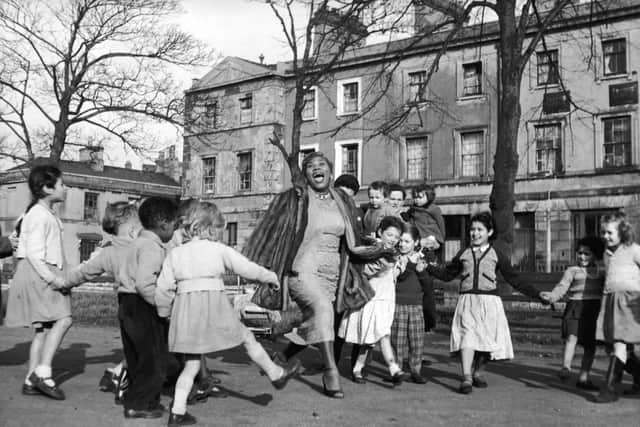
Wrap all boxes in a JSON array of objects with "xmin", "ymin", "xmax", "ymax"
[
  {"xmin": 339, "ymin": 216, "xmax": 409, "ymax": 384},
  {"xmin": 155, "ymin": 202, "xmax": 300, "ymax": 426}
]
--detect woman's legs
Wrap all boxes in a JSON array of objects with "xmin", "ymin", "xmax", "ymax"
[
  {"xmin": 352, "ymin": 345, "xmax": 370, "ymax": 375},
  {"xmin": 172, "ymin": 356, "xmax": 200, "ymax": 416},
  {"xmin": 379, "ymin": 336, "xmax": 402, "ymax": 376}
]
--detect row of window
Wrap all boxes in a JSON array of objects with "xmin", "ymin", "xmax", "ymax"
[
  {"xmin": 202, "ymin": 152, "xmax": 253, "ymax": 194},
  {"xmin": 195, "ymin": 38, "xmax": 629, "ymax": 129}
]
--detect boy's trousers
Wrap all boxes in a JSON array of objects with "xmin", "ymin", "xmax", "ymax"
[{"xmin": 118, "ymin": 293, "xmax": 168, "ymax": 411}]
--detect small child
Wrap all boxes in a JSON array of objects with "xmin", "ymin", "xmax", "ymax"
[
  {"xmin": 362, "ymin": 181, "xmax": 394, "ymax": 237},
  {"xmin": 401, "ymin": 184, "xmax": 445, "ymax": 254},
  {"xmin": 334, "ymin": 174, "xmax": 364, "ymax": 230},
  {"xmin": 339, "ymin": 216, "xmax": 409, "ymax": 384},
  {"xmin": 427, "ymin": 212, "xmax": 543, "ymax": 394},
  {"xmin": 116, "ymin": 197, "xmax": 178, "ymax": 419},
  {"xmin": 390, "ymin": 224, "xmax": 431, "ymax": 384},
  {"xmin": 388, "ymin": 183, "xmax": 407, "ymax": 219},
  {"xmin": 593, "ymin": 212, "xmax": 640, "ymax": 403},
  {"xmin": 155, "ymin": 201, "xmax": 300, "ymax": 426},
  {"xmin": 4, "ymin": 165, "xmax": 71, "ymax": 400},
  {"xmin": 56, "ymin": 201, "xmax": 141, "ymax": 403},
  {"xmin": 540, "ymin": 236, "xmax": 605, "ymax": 390}
]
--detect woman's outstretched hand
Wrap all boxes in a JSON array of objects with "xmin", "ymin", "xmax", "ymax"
[{"xmin": 268, "ymin": 279, "xmax": 281, "ymax": 292}]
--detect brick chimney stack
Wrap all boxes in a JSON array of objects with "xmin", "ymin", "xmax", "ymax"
[
  {"xmin": 311, "ymin": 7, "xmax": 368, "ymax": 56},
  {"xmin": 79, "ymin": 146, "xmax": 104, "ymax": 172}
]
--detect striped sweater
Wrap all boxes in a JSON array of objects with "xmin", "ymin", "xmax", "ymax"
[{"xmin": 546, "ymin": 265, "xmax": 604, "ymax": 302}]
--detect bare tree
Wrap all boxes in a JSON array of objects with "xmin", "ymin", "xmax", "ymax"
[{"xmin": 0, "ymin": 0, "xmax": 212, "ymax": 163}]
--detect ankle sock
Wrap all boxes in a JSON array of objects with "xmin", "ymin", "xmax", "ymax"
[
  {"xmin": 388, "ymin": 362, "xmax": 401, "ymax": 376},
  {"xmin": 247, "ymin": 340, "xmax": 284, "ymax": 381},
  {"xmin": 34, "ymin": 365, "xmax": 55, "ymax": 386}
]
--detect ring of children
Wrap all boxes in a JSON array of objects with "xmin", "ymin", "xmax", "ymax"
[{"xmin": 0, "ymin": 289, "xmax": 636, "ymax": 427}]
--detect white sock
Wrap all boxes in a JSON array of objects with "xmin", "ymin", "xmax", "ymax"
[
  {"xmin": 24, "ymin": 373, "xmax": 33, "ymax": 385},
  {"xmin": 172, "ymin": 376, "xmax": 192, "ymax": 415},
  {"xmin": 388, "ymin": 362, "xmax": 401, "ymax": 376},
  {"xmin": 353, "ymin": 359, "xmax": 365, "ymax": 374},
  {"xmin": 35, "ymin": 365, "xmax": 55, "ymax": 386},
  {"xmin": 245, "ymin": 337, "xmax": 284, "ymax": 381}
]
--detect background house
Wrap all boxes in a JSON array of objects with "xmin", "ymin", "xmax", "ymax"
[
  {"xmin": 0, "ymin": 146, "xmax": 182, "ymax": 272},
  {"xmin": 182, "ymin": 1, "xmax": 640, "ymax": 271}
]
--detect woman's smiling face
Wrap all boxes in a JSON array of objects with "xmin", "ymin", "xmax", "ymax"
[{"xmin": 305, "ymin": 156, "xmax": 332, "ymax": 192}]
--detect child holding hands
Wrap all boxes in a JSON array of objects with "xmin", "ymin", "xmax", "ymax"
[
  {"xmin": 339, "ymin": 216, "xmax": 409, "ymax": 385},
  {"xmin": 5, "ymin": 165, "xmax": 71, "ymax": 400},
  {"xmin": 155, "ymin": 201, "xmax": 300, "ymax": 426},
  {"xmin": 426, "ymin": 212, "xmax": 543, "ymax": 394},
  {"xmin": 540, "ymin": 236, "xmax": 605, "ymax": 390}
]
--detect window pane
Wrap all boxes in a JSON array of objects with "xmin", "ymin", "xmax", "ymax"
[
  {"xmin": 302, "ymin": 89, "xmax": 316, "ymax": 119},
  {"xmin": 603, "ymin": 116, "xmax": 631, "ymax": 167},
  {"xmin": 460, "ymin": 132, "xmax": 483, "ymax": 176},
  {"xmin": 203, "ymin": 157, "xmax": 216, "ymax": 194},
  {"xmin": 534, "ymin": 123, "xmax": 562, "ymax": 173},
  {"xmin": 238, "ymin": 152, "xmax": 252, "ymax": 191},
  {"xmin": 240, "ymin": 94, "xmax": 252, "ymax": 123},
  {"xmin": 226, "ymin": 222, "xmax": 238, "ymax": 247},
  {"xmin": 537, "ymin": 50, "xmax": 559, "ymax": 85},
  {"xmin": 205, "ymin": 102, "xmax": 217, "ymax": 128},
  {"xmin": 463, "ymin": 62, "xmax": 482, "ymax": 96},
  {"xmin": 408, "ymin": 71, "xmax": 427, "ymax": 102},
  {"xmin": 341, "ymin": 144, "xmax": 358, "ymax": 177},
  {"xmin": 603, "ymin": 38, "xmax": 626, "ymax": 75},
  {"xmin": 80, "ymin": 239, "xmax": 100, "ymax": 262},
  {"xmin": 84, "ymin": 192, "xmax": 98, "ymax": 220},
  {"xmin": 406, "ymin": 137, "xmax": 428, "ymax": 180},
  {"xmin": 343, "ymin": 82, "xmax": 359, "ymax": 113}
]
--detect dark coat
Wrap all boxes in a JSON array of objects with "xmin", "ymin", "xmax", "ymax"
[{"xmin": 243, "ymin": 186, "xmax": 391, "ymax": 312}]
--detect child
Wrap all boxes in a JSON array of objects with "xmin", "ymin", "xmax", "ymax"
[
  {"xmin": 388, "ymin": 183, "xmax": 407, "ymax": 219},
  {"xmin": 390, "ymin": 224, "xmax": 432, "ymax": 384},
  {"xmin": 4, "ymin": 164, "xmax": 71, "ymax": 400},
  {"xmin": 362, "ymin": 181, "xmax": 394, "ymax": 237},
  {"xmin": 155, "ymin": 202, "xmax": 300, "ymax": 426},
  {"xmin": 539, "ymin": 236, "xmax": 605, "ymax": 390},
  {"xmin": 593, "ymin": 212, "xmax": 640, "ymax": 403},
  {"xmin": 401, "ymin": 183, "xmax": 444, "ymax": 336},
  {"xmin": 426, "ymin": 212, "xmax": 543, "ymax": 394},
  {"xmin": 116, "ymin": 196, "xmax": 178, "ymax": 419},
  {"xmin": 56, "ymin": 201, "xmax": 141, "ymax": 403},
  {"xmin": 338, "ymin": 216, "xmax": 409, "ymax": 384},
  {"xmin": 334, "ymin": 174, "xmax": 363, "ymax": 230}
]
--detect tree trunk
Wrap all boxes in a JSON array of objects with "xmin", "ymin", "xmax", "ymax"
[
  {"xmin": 490, "ymin": 1, "xmax": 522, "ymax": 255},
  {"xmin": 50, "ymin": 118, "xmax": 68, "ymax": 164}
]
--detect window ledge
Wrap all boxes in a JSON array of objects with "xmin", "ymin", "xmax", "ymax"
[
  {"xmin": 594, "ymin": 165, "xmax": 639, "ymax": 174},
  {"xmin": 301, "ymin": 116, "xmax": 317, "ymax": 122},
  {"xmin": 528, "ymin": 171, "xmax": 565, "ymax": 179},
  {"xmin": 337, "ymin": 111, "xmax": 360, "ymax": 117},
  {"xmin": 456, "ymin": 94, "xmax": 487, "ymax": 103},
  {"xmin": 596, "ymin": 72, "xmax": 633, "ymax": 84}
]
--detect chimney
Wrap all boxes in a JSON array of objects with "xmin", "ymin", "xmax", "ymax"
[
  {"xmin": 79, "ymin": 146, "xmax": 104, "ymax": 172},
  {"xmin": 412, "ymin": 2, "xmax": 457, "ymax": 34},
  {"xmin": 124, "ymin": 160, "xmax": 132, "ymax": 169},
  {"xmin": 311, "ymin": 7, "xmax": 368, "ymax": 56}
]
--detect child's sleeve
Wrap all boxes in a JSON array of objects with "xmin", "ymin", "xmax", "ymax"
[
  {"xmin": 23, "ymin": 214, "xmax": 56, "ymax": 283},
  {"xmin": 155, "ymin": 255, "xmax": 177, "ymax": 318},
  {"xmin": 545, "ymin": 268, "xmax": 575, "ymax": 303},
  {"xmin": 495, "ymin": 249, "xmax": 540, "ymax": 299},
  {"xmin": 426, "ymin": 249, "xmax": 464, "ymax": 282},
  {"xmin": 134, "ymin": 242, "xmax": 165, "ymax": 306},
  {"xmin": 65, "ymin": 250, "xmax": 108, "ymax": 288},
  {"xmin": 362, "ymin": 258, "xmax": 387, "ymax": 278},
  {"xmin": 221, "ymin": 244, "xmax": 278, "ymax": 284},
  {"xmin": 434, "ymin": 207, "xmax": 446, "ymax": 244}
]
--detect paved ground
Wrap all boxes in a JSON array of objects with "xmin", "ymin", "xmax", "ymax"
[{"xmin": 0, "ymin": 325, "xmax": 637, "ymax": 427}]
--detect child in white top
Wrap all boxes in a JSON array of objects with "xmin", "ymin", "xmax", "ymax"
[
  {"xmin": 155, "ymin": 202, "xmax": 300, "ymax": 425},
  {"xmin": 4, "ymin": 165, "xmax": 71, "ymax": 400},
  {"xmin": 339, "ymin": 216, "xmax": 409, "ymax": 384}
]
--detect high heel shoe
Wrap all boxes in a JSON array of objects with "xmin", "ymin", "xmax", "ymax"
[{"xmin": 322, "ymin": 371, "xmax": 344, "ymax": 399}]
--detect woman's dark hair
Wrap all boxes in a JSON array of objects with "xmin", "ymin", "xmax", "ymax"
[
  {"xmin": 576, "ymin": 236, "xmax": 605, "ymax": 260},
  {"xmin": 378, "ymin": 215, "xmax": 404, "ymax": 234},
  {"xmin": 470, "ymin": 211, "xmax": 496, "ymax": 240},
  {"xmin": 301, "ymin": 151, "xmax": 333, "ymax": 173},
  {"xmin": 601, "ymin": 211, "xmax": 635, "ymax": 246},
  {"xmin": 15, "ymin": 164, "xmax": 62, "ymax": 237},
  {"xmin": 403, "ymin": 223, "xmax": 421, "ymax": 249},
  {"xmin": 412, "ymin": 183, "xmax": 436, "ymax": 203}
]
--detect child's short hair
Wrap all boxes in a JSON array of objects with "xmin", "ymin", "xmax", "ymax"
[
  {"xmin": 389, "ymin": 183, "xmax": 406, "ymax": 199},
  {"xmin": 470, "ymin": 211, "xmax": 495, "ymax": 238},
  {"xmin": 182, "ymin": 201, "xmax": 226, "ymax": 242},
  {"xmin": 576, "ymin": 236, "xmax": 605, "ymax": 260},
  {"xmin": 412, "ymin": 183, "xmax": 435, "ymax": 203},
  {"xmin": 102, "ymin": 201, "xmax": 138, "ymax": 235},
  {"xmin": 378, "ymin": 215, "xmax": 404, "ymax": 234},
  {"xmin": 601, "ymin": 211, "xmax": 635, "ymax": 245},
  {"xmin": 138, "ymin": 197, "xmax": 178, "ymax": 230},
  {"xmin": 334, "ymin": 174, "xmax": 360, "ymax": 194},
  {"xmin": 369, "ymin": 181, "xmax": 390, "ymax": 197}
]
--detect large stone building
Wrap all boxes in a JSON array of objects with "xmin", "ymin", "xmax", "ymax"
[
  {"xmin": 183, "ymin": 1, "xmax": 640, "ymax": 271},
  {"xmin": 0, "ymin": 146, "xmax": 182, "ymax": 270}
]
